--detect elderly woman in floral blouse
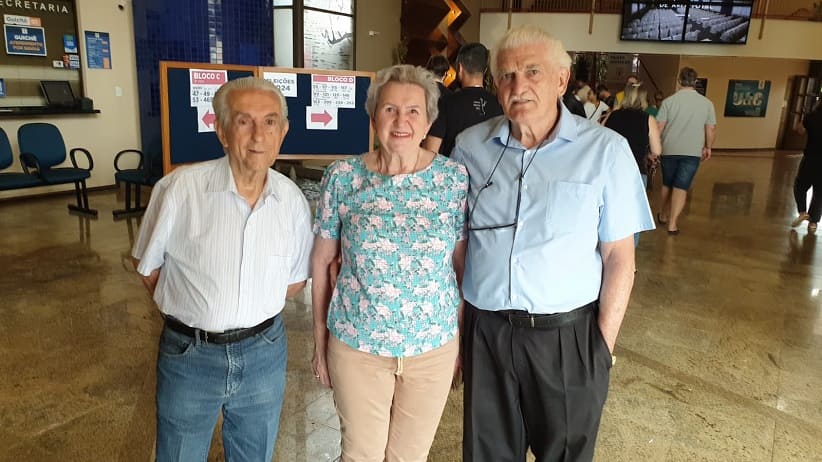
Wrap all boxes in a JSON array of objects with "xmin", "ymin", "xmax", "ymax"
[{"xmin": 310, "ymin": 64, "xmax": 468, "ymax": 462}]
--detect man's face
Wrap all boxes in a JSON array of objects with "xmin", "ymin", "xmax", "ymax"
[
  {"xmin": 587, "ymin": 90, "xmax": 597, "ymax": 104},
  {"xmin": 216, "ymin": 88, "xmax": 289, "ymax": 176},
  {"xmin": 495, "ymin": 42, "xmax": 569, "ymax": 126},
  {"xmin": 627, "ymin": 76, "xmax": 639, "ymax": 85}
]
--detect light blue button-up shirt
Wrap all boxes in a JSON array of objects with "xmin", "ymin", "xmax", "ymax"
[{"xmin": 451, "ymin": 103, "xmax": 654, "ymax": 314}]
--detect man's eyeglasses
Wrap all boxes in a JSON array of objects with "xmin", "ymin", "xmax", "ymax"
[{"xmin": 467, "ymin": 128, "xmax": 538, "ymax": 232}]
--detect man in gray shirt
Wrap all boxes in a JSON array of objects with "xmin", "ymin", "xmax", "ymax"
[{"xmin": 656, "ymin": 67, "xmax": 717, "ymax": 234}]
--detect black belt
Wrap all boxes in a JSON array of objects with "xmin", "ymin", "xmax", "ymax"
[
  {"xmin": 163, "ymin": 315, "xmax": 277, "ymax": 345},
  {"xmin": 493, "ymin": 302, "xmax": 596, "ymax": 329}
]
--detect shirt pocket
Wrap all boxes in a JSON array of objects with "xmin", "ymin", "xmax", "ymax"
[{"xmin": 545, "ymin": 181, "xmax": 597, "ymax": 235}]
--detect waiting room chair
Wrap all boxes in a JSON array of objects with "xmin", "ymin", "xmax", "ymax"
[
  {"xmin": 18, "ymin": 122, "xmax": 97, "ymax": 216},
  {"xmin": 112, "ymin": 148, "xmax": 162, "ymax": 218},
  {"xmin": 0, "ymin": 127, "xmax": 42, "ymax": 191}
]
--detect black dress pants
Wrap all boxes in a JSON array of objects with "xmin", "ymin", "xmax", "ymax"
[
  {"xmin": 794, "ymin": 155, "xmax": 822, "ymax": 223},
  {"xmin": 462, "ymin": 302, "xmax": 612, "ymax": 462}
]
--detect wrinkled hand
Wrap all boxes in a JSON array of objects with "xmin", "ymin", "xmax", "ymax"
[{"xmin": 312, "ymin": 347, "xmax": 332, "ymax": 388}]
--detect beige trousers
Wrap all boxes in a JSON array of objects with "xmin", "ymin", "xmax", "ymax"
[{"xmin": 327, "ymin": 335, "xmax": 459, "ymax": 462}]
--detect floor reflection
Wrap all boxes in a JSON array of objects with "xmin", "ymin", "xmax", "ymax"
[{"xmin": 0, "ymin": 152, "xmax": 820, "ymax": 461}]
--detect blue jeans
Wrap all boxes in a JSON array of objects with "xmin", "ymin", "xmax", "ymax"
[{"xmin": 155, "ymin": 316, "xmax": 287, "ymax": 462}]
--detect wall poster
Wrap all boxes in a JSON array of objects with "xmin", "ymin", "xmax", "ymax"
[
  {"xmin": 724, "ymin": 79, "xmax": 771, "ymax": 117},
  {"xmin": 695, "ymin": 77, "xmax": 708, "ymax": 96},
  {"xmin": 84, "ymin": 30, "xmax": 111, "ymax": 69}
]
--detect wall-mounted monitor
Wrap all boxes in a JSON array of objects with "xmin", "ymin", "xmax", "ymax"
[{"xmin": 621, "ymin": 1, "xmax": 754, "ymax": 44}]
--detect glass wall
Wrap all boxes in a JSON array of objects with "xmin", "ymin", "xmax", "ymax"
[{"xmin": 273, "ymin": 0, "xmax": 355, "ymax": 70}]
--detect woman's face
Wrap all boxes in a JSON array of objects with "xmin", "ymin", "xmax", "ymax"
[{"xmin": 372, "ymin": 82, "xmax": 431, "ymax": 154}]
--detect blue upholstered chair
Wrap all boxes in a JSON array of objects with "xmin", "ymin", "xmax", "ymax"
[
  {"xmin": 0, "ymin": 127, "xmax": 42, "ymax": 191},
  {"xmin": 18, "ymin": 123, "xmax": 97, "ymax": 216},
  {"xmin": 112, "ymin": 148, "xmax": 162, "ymax": 218}
]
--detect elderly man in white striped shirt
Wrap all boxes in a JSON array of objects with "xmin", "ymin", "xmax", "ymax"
[{"xmin": 132, "ymin": 77, "xmax": 313, "ymax": 462}]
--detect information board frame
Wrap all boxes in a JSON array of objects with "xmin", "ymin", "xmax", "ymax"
[{"xmin": 160, "ymin": 61, "xmax": 375, "ymax": 172}]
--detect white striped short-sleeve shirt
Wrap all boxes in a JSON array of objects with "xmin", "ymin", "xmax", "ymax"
[{"xmin": 132, "ymin": 156, "xmax": 313, "ymax": 332}]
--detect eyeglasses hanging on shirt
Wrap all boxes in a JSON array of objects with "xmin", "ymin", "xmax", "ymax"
[{"xmin": 467, "ymin": 123, "xmax": 541, "ymax": 232}]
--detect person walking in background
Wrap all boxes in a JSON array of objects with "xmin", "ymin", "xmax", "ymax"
[
  {"xmin": 656, "ymin": 67, "xmax": 717, "ymax": 235},
  {"xmin": 577, "ymin": 85, "xmax": 596, "ymax": 118},
  {"xmin": 646, "ymin": 90, "xmax": 664, "ymax": 117},
  {"xmin": 453, "ymin": 25, "xmax": 653, "ymax": 462},
  {"xmin": 578, "ymin": 84, "xmax": 609, "ymax": 122},
  {"xmin": 132, "ymin": 77, "xmax": 313, "ymax": 461},
  {"xmin": 425, "ymin": 54, "xmax": 452, "ymax": 101},
  {"xmin": 424, "ymin": 43, "xmax": 503, "ymax": 156},
  {"xmin": 791, "ymin": 97, "xmax": 822, "ymax": 232},
  {"xmin": 311, "ymin": 64, "xmax": 468, "ymax": 462},
  {"xmin": 604, "ymin": 82, "xmax": 662, "ymax": 245},
  {"xmin": 596, "ymin": 83, "xmax": 616, "ymax": 111},
  {"xmin": 562, "ymin": 68, "xmax": 587, "ymax": 118},
  {"xmin": 426, "ymin": 54, "xmax": 453, "ymax": 151},
  {"xmin": 615, "ymin": 74, "xmax": 639, "ymax": 108}
]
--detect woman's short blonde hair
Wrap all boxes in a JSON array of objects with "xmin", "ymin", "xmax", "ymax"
[
  {"xmin": 621, "ymin": 82, "xmax": 649, "ymax": 111},
  {"xmin": 365, "ymin": 64, "xmax": 440, "ymax": 122}
]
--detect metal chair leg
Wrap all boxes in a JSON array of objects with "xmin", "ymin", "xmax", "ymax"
[{"xmin": 68, "ymin": 179, "xmax": 98, "ymax": 217}]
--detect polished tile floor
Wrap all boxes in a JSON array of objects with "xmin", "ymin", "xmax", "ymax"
[{"xmin": 1, "ymin": 152, "xmax": 821, "ymax": 462}]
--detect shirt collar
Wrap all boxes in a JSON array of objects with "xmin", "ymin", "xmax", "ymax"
[
  {"xmin": 206, "ymin": 155, "xmax": 281, "ymax": 202},
  {"xmin": 486, "ymin": 100, "xmax": 579, "ymax": 149}
]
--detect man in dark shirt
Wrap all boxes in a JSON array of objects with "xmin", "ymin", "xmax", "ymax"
[
  {"xmin": 424, "ymin": 43, "xmax": 503, "ymax": 156},
  {"xmin": 563, "ymin": 86, "xmax": 586, "ymax": 118},
  {"xmin": 597, "ymin": 83, "xmax": 616, "ymax": 109},
  {"xmin": 426, "ymin": 54, "xmax": 452, "ymax": 104}
]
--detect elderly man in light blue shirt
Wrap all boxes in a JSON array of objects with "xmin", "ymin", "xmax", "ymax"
[{"xmin": 452, "ymin": 26, "xmax": 654, "ymax": 462}]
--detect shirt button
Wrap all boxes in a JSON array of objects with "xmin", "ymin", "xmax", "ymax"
[{"xmin": 523, "ymin": 184, "xmax": 528, "ymax": 190}]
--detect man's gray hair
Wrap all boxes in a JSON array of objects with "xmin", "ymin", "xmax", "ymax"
[
  {"xmin": 678, "ymin": 67, "xmax": 698, "ymax": 88},
  {"xmin": 491, "ymin": 25, "xmax": 572, "ymax": 79},
  {"xmin": 212, "ymin": 76, "xmax": 289, "ymax": 128},
  {"xmin": 365, "ymin": 64, "xmax": 440, "ymax": 123}
]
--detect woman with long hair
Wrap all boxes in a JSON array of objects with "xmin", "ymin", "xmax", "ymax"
[{"xmin": 604, "ymin": 82, "xmax": 662, "ymax": 244}]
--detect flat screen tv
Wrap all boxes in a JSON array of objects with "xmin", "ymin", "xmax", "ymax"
[{"xmin": 621, "ymin": 1, "xmax": 754, "ymax": 44}]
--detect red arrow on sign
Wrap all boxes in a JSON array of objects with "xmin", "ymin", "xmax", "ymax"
[
  {"xmin": 311, "ymin": 110, "xmax": 333, "ymax": 126},
  {"xmin": 201, "ymin": 110, "xmax": 216, "ymax": 128}
]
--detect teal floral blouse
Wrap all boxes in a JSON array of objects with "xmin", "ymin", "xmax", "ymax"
[{"xmin": 314, "ymin": 155, "xmax": 468, "ymax": 357}]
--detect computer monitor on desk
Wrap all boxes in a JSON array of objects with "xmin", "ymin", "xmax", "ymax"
[{"xmin": 40, "ymin": 80, "xmax": 77, "ymax": 108}]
